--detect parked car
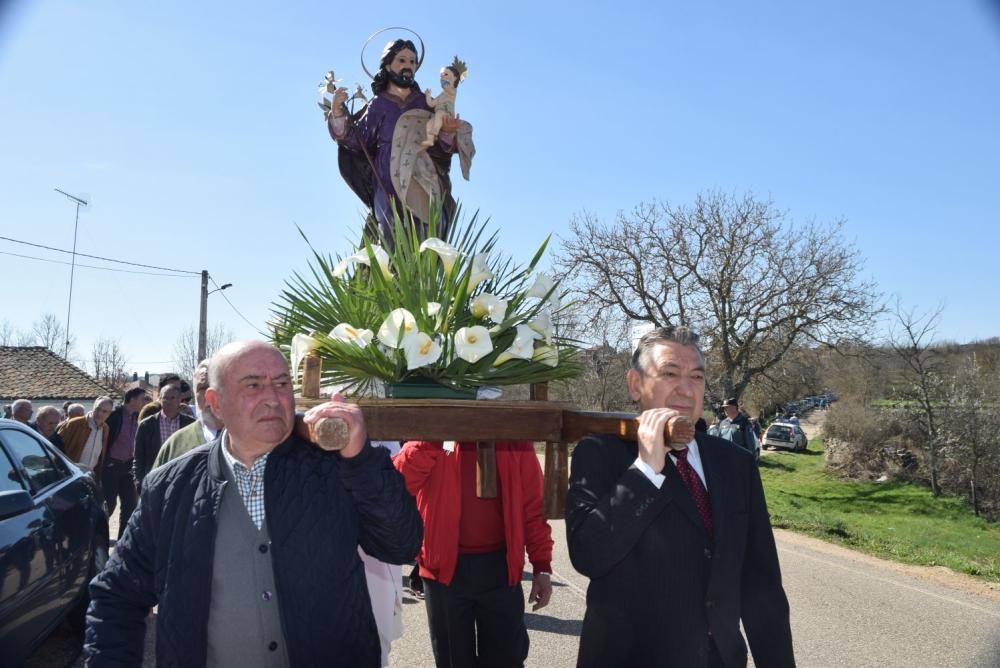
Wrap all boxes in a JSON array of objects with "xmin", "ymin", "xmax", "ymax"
[
  {"xmin": 762, "ymin": 421, "xmax": 808, "ymax": 452},
  {"xmin": 0, "ymin": 419, "xmax": 109, "ymax": 665}
]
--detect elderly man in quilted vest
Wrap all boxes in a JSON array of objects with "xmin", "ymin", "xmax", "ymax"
[{"xmin": 83, "ymin": 340, "xmax": 423, "ymax": 667}]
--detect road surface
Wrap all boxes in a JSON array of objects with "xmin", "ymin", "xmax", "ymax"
[{"xmin": 30, "ymin": 416, "xmax": 999, "ymax": 667}]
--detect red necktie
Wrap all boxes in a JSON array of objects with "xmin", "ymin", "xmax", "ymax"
[{"xmin": 672, "ymin": 447, "xmax": 714, "ymax": 538}]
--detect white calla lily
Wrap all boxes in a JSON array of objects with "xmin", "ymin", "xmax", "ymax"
[
  {"xmin": 404, "ymin": 332, "xmax": 443, "ymax": 370},
  {"xmin": 527, "ymin": 308, "xmax": 553, "ymax": 343},
  {"xmin": 469, "ymin": 293, "xmax": 508, "ymax": 323},
  {"xmin": 493, "ymin": 325, "xmax": 538, "ymax": 366},
  {"xmin": 329, "ymin": 323, "xmax": 374, "ymax": 348},
  {"xmin": 377, "ymin": 308, "xmax": 419, "ymax": 349},
  {"xmin": 454, "ymin": 326, "xmax": 494, "ymax": 363},
  {"xmin": 425, "ymin": 302, "xmax": 442, "ymax": 317},
  {"xmin": 533, "ymin": 344, "xmax": 559, "ymax": 367},
  {"xmin": 332, "ymin": 245, "xmax": 392, "ymax": 279},
  {"xmin": 525, "ymin": 272, "xmax": 560, "ymax": 308},
  {"xmin": 419, "ymin": 238, "xmax": 460, "ymax": 273},
  {"xmin": 468, "ymin": 253, "xmax": 494, "ymax": 290},
  {"xmin": 290, "ymin": 332, "xmax": 321, "ymax": 380}
]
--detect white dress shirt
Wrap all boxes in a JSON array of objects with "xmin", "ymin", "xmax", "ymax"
[{"xmin": 632, "ymin": 438, "xmax": 707, "ymax": 490}]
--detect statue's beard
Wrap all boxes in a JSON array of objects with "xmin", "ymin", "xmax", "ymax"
[{"xmin": 387, "ymin": 69, "xmax": 415, "ymax": 88}]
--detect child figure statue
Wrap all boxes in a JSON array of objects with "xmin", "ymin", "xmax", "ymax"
[{"xmin": 421, "ymin": 56, "xmax": 467, "ymax": 148}]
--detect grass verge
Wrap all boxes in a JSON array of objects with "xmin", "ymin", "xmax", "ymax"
[{"xmin": 759, "ymin": 437, "xmax": 1000, "ymax": 583}]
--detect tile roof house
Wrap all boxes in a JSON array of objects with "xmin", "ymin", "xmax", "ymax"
[{"xmin": 0, "ymin": 346, "xmax": 115, "ymax": 409}]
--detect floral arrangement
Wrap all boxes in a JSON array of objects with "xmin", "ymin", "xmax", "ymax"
[{"xmin": 270, "ymin": 208, "xmax": 582, "ymax": 395}]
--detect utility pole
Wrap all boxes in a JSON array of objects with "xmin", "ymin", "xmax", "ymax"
[
  {"xmin": 198, "ymin": 270, "xmax": 209, "ymax": 363},
  {"xmin": 198, "ymin": 272, "xmax": 232, "ymax": 364},
  {"xmin": 54, "ymin": 188, "xmax": 89, "ymax": 359}
]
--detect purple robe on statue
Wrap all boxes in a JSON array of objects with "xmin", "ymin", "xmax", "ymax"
[{"xmin": 330, "ymin": 87, "xmax": 455, "ymax": 241}]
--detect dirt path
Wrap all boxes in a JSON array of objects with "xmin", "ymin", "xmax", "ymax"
[{"xmin": 797, "ymin": 409, "xmax": 825, "ymax": 441}]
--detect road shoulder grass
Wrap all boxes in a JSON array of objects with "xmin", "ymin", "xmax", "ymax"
[{"xmin": 759, "ymin": 437, "xmax": 1000, "ymax": 583}]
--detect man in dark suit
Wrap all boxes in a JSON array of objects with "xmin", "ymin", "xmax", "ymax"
[
  {"xmin": 566, "ymin": 326, "xmax": 794, "ymax": 668},
  {"xmin": 133, "ymin": 383, "xmax": 194, "ymax": 491}
]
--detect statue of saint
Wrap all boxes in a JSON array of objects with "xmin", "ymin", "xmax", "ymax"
[{"xmin": 326, "ymin": 39, "xmax": 474, "ymax": 244}]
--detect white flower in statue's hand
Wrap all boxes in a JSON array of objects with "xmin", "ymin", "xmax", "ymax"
[
  {"xmin": 291, "ymin": 332, "xmax": 321, "ymax": 379},
  {"xmin": 454, "ymin": 326, "xmax": 493, "ymax": 363},
  {"xmin": 528, "ymin": 308, "xmax": 553, "ymax": 344},
  {"xmin": 526, "ymin": 273, "xmax": 560, "ymax": 309},
  {"xmin": 419, "ymin": 238, "xmax": 460, "ymax": 273},
  {"xmin": 533, "ymin": 344, "xmax": 559, "ymax": 367},
  {"xmin": 378, "ymin": 308, "xmax": 419, "ymax": 349},
  {"xmin": 493, "ymin": 324, "xmax": 539, "ymax": 366},
  {"xmin": 468, "ymin": 253, "xmax": 494, "ymax": 291},
  {"xmin": 332, "ymin": 245, "xmax": 392, "ymax": 279},
  {"xmin": 329, "ymin": 323, "xmax": 373, "ymax": 348},
  {"xmin": 404, "ymin": 332, "xmax": 443, "ymax": 370},
  {"xmin": 469, "ymin": 293, "xmax": 508, "ymax": 324}
]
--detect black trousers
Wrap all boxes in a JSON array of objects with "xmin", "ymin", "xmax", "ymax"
[
  {"xmin": 101, "ymin": 458, "xmax": 137, "ymax": 540},
  {"xmin": 423, "ymin": 550, "xmax": 529, "ymax": 668}
]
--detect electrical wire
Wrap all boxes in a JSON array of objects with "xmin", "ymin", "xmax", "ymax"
[
  {"xmin": 0, "ymin": 235, "xmax": 201, "ymax": 275},
  {"xmin": 0, "ymin": 251, "xmax": 197, "ymax": 278},
  {"xmin": 209, "ymin": 276, "xmax": 268, "ymax": 336},
  {"xmin": 1, "ymin": 236, "xmax": 267, "ymax": 337}
]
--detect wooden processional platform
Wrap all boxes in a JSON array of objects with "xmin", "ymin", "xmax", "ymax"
[{"xmin": 296, "ymin": 387, "xmax": 644, "ymax": 520}]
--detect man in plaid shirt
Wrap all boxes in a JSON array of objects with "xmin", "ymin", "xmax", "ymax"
[
  {"xmin": 132, "ymin": 383, "xmax": 194, "ymax": 490},
  {"xmin": 85, "ymin": 340, "xmax": 422, "ymax": 667}
]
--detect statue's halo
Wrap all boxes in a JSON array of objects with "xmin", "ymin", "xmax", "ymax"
[{"xmin": 361, "ymin": 27, "xmax": 426, "ymax": 81}]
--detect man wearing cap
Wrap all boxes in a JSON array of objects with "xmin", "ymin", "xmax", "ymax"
[{"xmin": 711, "ymin": 397, "xmax": 760, "ymax": 462}]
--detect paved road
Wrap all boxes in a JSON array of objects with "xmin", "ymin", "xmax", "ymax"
[
  {"xmin": 388, "ymin": 520, "xmax": 1000, "ymax": 668},
  {"xmin": 33, "ymin": 428, "xmax": 1000, "ymax": 666},
  {"xmin": 45, "ymin": 521, "xmax": 1000, "ymax": 668}
]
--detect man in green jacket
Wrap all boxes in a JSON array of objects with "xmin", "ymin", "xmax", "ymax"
[{"xmin": 152, "ymin": 360, "xmax": 224, "ymax": 469}]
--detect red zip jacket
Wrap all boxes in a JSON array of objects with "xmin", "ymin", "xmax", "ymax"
[{"xmin": 394, "ymin": 440, "xmax": 553, "ymax": 586}]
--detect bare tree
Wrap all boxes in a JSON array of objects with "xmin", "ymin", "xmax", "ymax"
[
  {"xmin": 888, "ymin": 300, "xmax": 946, "ymax": 496},
  {"xmin": 937, "ymin": 352, "xmax": 1000, "ymax": 517},
  {"xmin": 0, "ymin": 320, "xmax": 14, "ymax": 346},
  {"xmin": 30, "ymin": 313, "xmax": 76, "ymax": 358},
  {"xmin": 15, "ymin": 330, "xmax": 37, "ymax": 346},
  {"xmin": 173, "ymin": 323, "xmax": 234, "ymax": 375},
  {"xmin": 554, "ymin": 192, "xmax": 882, "ymax": 403},
  {"xmin": 91, "ymin": 337, "xmax": 130, "ymax": 392}
]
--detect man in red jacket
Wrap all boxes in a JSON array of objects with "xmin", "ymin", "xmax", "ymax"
[{"xmin": 395, "ymin": 440, "xmax": 553, "ymax": 667}]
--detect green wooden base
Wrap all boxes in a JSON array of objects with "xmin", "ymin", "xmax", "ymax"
[{"xmin": 385, "ymin": 379, "xmax": 477, "ymax": 400}]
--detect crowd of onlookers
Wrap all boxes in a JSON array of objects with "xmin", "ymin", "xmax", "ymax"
[{"xmin": 2, "ymin": 364, "xmax": 224, "ymax": 538}]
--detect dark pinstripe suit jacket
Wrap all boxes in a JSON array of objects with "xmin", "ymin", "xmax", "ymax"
[{"xmin": 566, "ymin": 432, "xmax": 795, "ymax": 668}]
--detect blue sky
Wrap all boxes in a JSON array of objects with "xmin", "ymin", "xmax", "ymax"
[{"xmin": 1, "ymin": 1, "xmax": 998, "ymax": 374}]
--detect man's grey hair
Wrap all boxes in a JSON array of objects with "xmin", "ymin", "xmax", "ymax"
[
  {"xmin": 193, "ymin": 359, "xmax": 211, "ymax": 389},
  {"xmin": 631, "ymin": 325, "xmax": 705, "ymax": 373},
  {"xmin": 35, "ymin": 405, "xmax": 61, "ymax": 420},
  {"xmin": 92, "ymin": 396, "xmax": 113, "ymax": 411},
  {"xmin": 66, "ymin": 403, "xmax": 86, "ymax": 417},
  {"xmin": 12, "ymin": 399, "xmax": 32, "ymax": 413}
]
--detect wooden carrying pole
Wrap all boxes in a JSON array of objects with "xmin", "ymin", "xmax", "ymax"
[
  {"xmin": 296, "ymin": 409, "xmax": 693, "ymax": 452},
  {"xmin": 293, "ymin": 395, "xmax": 696, "ymax": 517}
]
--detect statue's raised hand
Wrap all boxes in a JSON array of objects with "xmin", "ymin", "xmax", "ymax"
[{"xmin": 331, "ymin": 87, "xmax": 349, "ymax": 117}]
